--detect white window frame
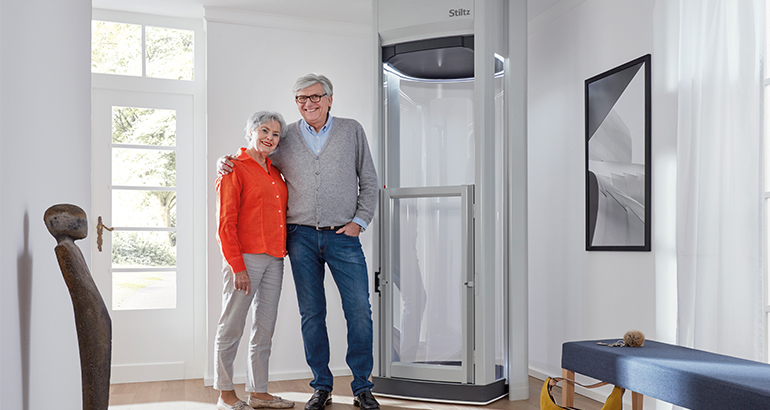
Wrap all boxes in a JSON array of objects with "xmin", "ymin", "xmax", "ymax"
[
  {"xmin": 760, "ymin": 1, "xmax": 770, "ymax": 362},
  {"xmin": 91, "ymin": 8, "xmax": 207, "ymax": 378}
]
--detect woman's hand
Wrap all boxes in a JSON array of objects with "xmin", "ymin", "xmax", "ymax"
[
  {"xmin": 233, "ymin": 270, "xmax": 251, "ymax": 295},
  {"xmin": 218, "ymin": 155, "xmax": 236, "ymax": 175}
]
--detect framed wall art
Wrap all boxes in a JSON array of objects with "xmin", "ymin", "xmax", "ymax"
[{"xmin": 585, "ymin": 54, "xmax": 651, "ymax": 251}]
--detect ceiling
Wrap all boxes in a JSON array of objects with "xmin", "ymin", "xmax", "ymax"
[{"xmin": 91, "ymin": 0, "xmax": 562, "ymax": 24}]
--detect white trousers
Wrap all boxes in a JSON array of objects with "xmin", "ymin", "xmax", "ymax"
[{"xmin": 214, "ymin": 253, "xmax": 284, "ymax": 392}]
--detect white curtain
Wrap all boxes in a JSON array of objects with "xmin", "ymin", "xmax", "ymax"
[{"xmin": 676, "ymin": 0, "xmax": 764, "ymax": 361}]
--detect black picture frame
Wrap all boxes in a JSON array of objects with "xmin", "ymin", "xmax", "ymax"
[{"xmin": 585, "ymin": 54, "xmax": 651, "ymax": 251}]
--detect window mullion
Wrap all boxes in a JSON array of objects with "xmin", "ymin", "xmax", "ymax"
[{"xmin": 142, "ymin": 25, "xmax": 147, "ymax": 78}]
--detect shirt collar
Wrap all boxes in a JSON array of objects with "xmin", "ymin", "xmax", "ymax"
[
  {"xmin": 237, "ymin": 147, "xmax": 273, "ymax": 167},
  {"xmin": 300, "ymin": 115, "xmax": 334, "ymax": 134}
]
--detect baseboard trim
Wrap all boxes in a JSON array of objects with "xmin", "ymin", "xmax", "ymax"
[{"xmin": 111, "ymin": 362, "xmax": 185, "ymax": 384}]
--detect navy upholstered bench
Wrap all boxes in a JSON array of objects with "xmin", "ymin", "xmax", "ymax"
[{"xmin": 560, "ymin": 339, "xmax": 770, "ymax": 410}]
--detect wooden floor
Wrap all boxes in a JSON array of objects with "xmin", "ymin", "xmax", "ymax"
[{"xmin": 108, "ymin": 376, "xmax": 605, "ymax": 410}]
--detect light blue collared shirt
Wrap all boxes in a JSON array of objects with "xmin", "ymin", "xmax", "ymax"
[
  {"xmin": 299, "ymin": 116, "xmax": 334, "ymax": 155},
  {"xmin": 298, "ymin": 115, "xmax": 368, "ymax": 230}
]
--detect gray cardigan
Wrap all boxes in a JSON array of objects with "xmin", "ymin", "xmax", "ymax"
[{"xmin": 270, "ymin": 117, "xmax": 378, "ymax": 228}]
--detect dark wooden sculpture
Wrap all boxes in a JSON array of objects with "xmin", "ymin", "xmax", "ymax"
[{"xmin": 44, "ymin": 204, "xmax": 111, "ymax": 410}]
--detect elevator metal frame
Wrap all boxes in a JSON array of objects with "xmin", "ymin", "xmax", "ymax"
[{"xmin": 371, "ymin": 0, "xmax": 529, "ymax": 404}]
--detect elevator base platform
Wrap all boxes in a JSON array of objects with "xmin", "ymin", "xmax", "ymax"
[{"xmin": 371, "ymin": 376, "xmax": 507, "ymax": 405}]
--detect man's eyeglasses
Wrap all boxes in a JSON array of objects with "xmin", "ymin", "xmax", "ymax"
[{"xmin": 295, "ymin": 93, "xmax": 327, "ymax": 104}]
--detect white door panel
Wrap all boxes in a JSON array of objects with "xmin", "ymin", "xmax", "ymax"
[{"xmin": 92, "ymin": 88, "xmax": 194, "ymax": 383}]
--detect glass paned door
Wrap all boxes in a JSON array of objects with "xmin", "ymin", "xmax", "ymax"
[
  {"xmin": 110, "ymin": 106, "xmax": 178, "ymax": 310},
  {"xmin": 383, "ymin": 187, "xmax": 474, "ymax": 383},
  {"xmin": 92, "ymin": 89, "xmax": 194, "ymax": 382},
  {"xmin": 380, "ymin": 70, "xmax": 477, "ymax": 384}
]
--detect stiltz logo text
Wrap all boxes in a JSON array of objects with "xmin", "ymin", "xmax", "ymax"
[{"xmin": 449, "ymin": 8, "xmax": 471, "ymax": 17}]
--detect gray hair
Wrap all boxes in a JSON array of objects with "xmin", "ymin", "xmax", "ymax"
[
  {"xmin": 244, "ymin": 111, "xmax": 287, "ymax": 142},
  {"xmin": 292, "ymin": 73, "xmax": 334, "ymax": 98}
]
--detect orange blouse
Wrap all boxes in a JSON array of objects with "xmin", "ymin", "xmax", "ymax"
[{"xmin": 216, "ymin": 147, "xmax": 288, "ymax": 273}]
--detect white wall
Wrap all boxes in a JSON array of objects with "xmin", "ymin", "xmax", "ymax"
[
  {"xmin": 0, "ymin": 0, "xmax": 92, "ymax": 409},
  {"xmin": 204, "ymin": 9, "xmax": 376, "ymax": 384},
  {"xmin": 205, "ymin": 2, "xmax": 682, "ymax": 404},
  {"xmin": 527, "ymin": 0, "xmax": 678, "ymax": 406},
  {"xmin": 0, "ymin": 0, "xmax": 686, "ymax": 407}
]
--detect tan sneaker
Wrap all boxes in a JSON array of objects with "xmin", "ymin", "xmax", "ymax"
[{"xmin": 249, "ymin": 395, "xmax": 295, "ymax": 409}]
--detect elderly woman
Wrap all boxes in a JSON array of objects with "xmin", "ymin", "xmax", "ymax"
[{"xmin": 214, "ymin": 111, "xmax": 294, "ymax": 410}]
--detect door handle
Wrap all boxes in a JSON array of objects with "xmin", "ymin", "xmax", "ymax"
[{"xmin": 96, "ymin": 216, "xmax": 114, "ymax": 252}]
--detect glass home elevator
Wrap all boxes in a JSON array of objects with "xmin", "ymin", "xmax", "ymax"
[{"xmin": 372, "ymin": 0, "xmax": 528, "ymax": 404}]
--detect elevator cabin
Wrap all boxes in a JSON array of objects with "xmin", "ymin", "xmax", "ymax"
[{"xmin": 372, "ymin": 0, "xmax": 528, "ymax": 404}]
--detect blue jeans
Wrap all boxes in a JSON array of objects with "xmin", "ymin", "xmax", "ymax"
[{"xmin": 286, "ymin": 224, "xmax": 374, "ymax": 395}]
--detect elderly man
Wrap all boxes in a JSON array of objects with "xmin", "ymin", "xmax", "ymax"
[{"xmin": 219, "ymin": 73, "xmax": 379, "ymax": 410}]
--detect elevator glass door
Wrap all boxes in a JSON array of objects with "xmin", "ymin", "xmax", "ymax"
[{"xmin": 380, "ymin": 71, "xmax": 475, "ymax": 384}]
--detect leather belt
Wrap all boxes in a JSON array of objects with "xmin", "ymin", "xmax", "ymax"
[{"xmin": 305, "ymin": 225, "xmax": 337, "ymax": 231}]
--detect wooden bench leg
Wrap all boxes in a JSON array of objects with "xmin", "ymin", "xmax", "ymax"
[
  {"xmin": 561, "ymin": 369, "xmax": 641, "ymax": 409},
  {"xmin": 632, "ymin": 391, "xmax": 644, "ymax": 410},
  {"xmin": 561, "ymin": 369, "xmax": 575, "ymax": 408}
]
